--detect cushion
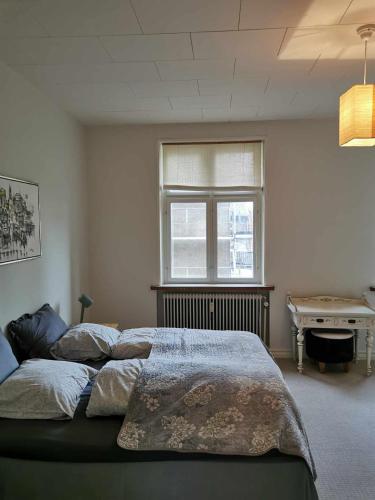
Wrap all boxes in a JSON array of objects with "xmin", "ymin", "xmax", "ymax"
[
  {"xmin": 86, "ymin": 359, "xmax": 145, "ymax": 417},
  {"xmin": 0, "ymin": 330, "xmax": 19, "ymax": 384},
  {"xmin": 51, "ymin": 323, "xmax": 121, "ymax": 361},
  {"xmin": 0, "ymin": 359, "xmax": 97, "ymax": 420},
  {"xmin": 8, "ymin": 304, "xmax": 68, "ymax": 361},
  {"xmin": 111, "ymin": 328, "xmax": 155, "ymax": 359}
]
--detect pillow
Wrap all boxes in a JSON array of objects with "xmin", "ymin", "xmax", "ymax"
[
  {"xmin": 86, "ymin": 359, "xmax": 145, "ymax": 417},
  {"xmin": 50, "ymin": 323, "xmax": 121, "ymax": 361},
  {"xmin": 0, "ymin": 359, "xmax": 97, "ymax": 420},
  {"xmin": 8, "ymin": 304, "xmax": 68, "ymax": 361},
  {"xmin": 111, "ymin": 328, "xmax": 155, "ymax": 359},
  {"xmin": 0, "ymin": 330, "xmax": 19, "ymax": 384}
]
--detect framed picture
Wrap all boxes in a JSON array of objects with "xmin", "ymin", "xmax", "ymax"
[{"xmin": 0, "ymin": 175, "xmax": 41, "ymax": 266}]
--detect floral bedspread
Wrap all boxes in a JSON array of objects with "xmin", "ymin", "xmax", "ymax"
[{"xmin": 117, "ymin": 328, "xmax": 316, "ymax": 478}]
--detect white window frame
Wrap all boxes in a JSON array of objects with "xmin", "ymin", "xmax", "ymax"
[{"xmin": 162, "ymin": 191, "xmax": 263, "ymax": 284}]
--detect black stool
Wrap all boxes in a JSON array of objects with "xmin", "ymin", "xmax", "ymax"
[{"xmin": 306, "ymin": 328, "xmax": 354, "ymax": 373}]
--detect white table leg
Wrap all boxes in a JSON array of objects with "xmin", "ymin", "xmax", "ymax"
[
  {"xmin": 366, "ymin": 330, "xmax": 374, "ymax": 376},
  {"xmin": 297, "ymin": 328, "xmax": 304, "ymax": 374},
  {"xmin": 291, "ymin": 325, "xmax": 298, "ymax": 361}
]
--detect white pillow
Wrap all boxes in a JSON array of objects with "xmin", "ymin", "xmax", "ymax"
[
  {"xmin": 111, "ymin": 328, "xmax": 155, "ymax": 359},
  {"xmin": 86, "ymin": 359, "xmax": 145, "ymax": 417},
  {"xmin": 51, "ymin": 323, "xmax": 121, "ymax": 361},
  {"xmin": 0, "ymin": 359, "xmax": 97, "ymax": 420}
]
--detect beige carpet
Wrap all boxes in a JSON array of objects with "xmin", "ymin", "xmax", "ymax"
[{"xmin": 277, "ymin": 358, "xmax": 375, "ymax": 500}]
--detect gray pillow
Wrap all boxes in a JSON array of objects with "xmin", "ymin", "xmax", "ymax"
[
  {"xmin": 86, "ymin": 359, "xmax": 145, "ymax": 417},
  {"xmin": 0, "ymin": 359, "xmax": 97, "ymax": 420},
  {"xmin": 111, "ymin": 328, "xmax": 155, "ymax": 359},
  {"xmin": 50, "ymin": 323, "xmax": 121, "ymax": 361}
]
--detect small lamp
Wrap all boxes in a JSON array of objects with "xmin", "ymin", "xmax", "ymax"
[{"xmin": 78, "ymin": 293, "xmax": 93, "ymax": 323}]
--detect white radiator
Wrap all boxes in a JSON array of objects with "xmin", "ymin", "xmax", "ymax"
[{"xmin": 159, "ymin": 292, "xmax": 270, "ymax": 346}]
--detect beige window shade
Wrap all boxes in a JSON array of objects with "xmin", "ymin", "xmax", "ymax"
[{"xmin": 162, "ymin": 142, "xmax": 263, "ymax": 189}]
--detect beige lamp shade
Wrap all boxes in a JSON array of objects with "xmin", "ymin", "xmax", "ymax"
[{"xmin": 339, "ymin": 84, "xmax": 375, "ymax": 146}]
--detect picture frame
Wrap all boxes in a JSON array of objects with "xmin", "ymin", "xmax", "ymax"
[{"xmin": 0, "ymin": 174, "xmax": 41, "ymax": 266}]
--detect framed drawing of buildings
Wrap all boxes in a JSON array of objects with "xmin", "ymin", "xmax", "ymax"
[{"xmin": 0, "ymin": 175, "xmax": 41, "ymax": 265}]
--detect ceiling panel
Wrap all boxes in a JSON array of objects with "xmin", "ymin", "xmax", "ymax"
[
  {"xmin": 280, "ymin": 25, "xmax": 375, "ymax": 63},
  {"xmin": 0, "ymin": 60, "xmax": 9, "ymax": 91},
  {"xmin": 129, "ymin": 80, "xmax": 198, "ymax": 98},
  {"xmin": 132, "ymin": 0, "xmax": 240, "ymax": 34},
  {"xmin": 100, "ymin": 34, "xmax": 192, "ymax": 62},
  {"xmin": 292, "ymin": 85, "xmax": 339, "ymax": 112},
  {"xmin": 340, "ymin": 0, "xmax": 375, "ymax": 24},
  {"xmin": 12, "ymin": 62, "xmax": 161, "ymax": 85},
  {"xmin": 28, "ymin": 0, "xmax": 141, "ymax": 36},
  {"xmin": 234, "ymin": 58, "xmax": 314, "ymax": 81},
  {"xmin": 46, "ymin": 83, "xmax": 171, "ymax": 112},
  {"xmin": 0, "ymin": 2, "xmax": 47, "ymax": 37},
  {"xmin": 257, "ymin": 79, "xmax": 338, "ymax": 119},
  {"xmin": 157, "ymin": 59, "xmax": 234, "ymax": 81},
  {"xmin": 256, "ymin": 105, "xmax": 318, "ymax": 120},
  {"xmin": 198, "ymin": 78, "xmax": 267, "ymax": 96},
  {"xmin": 192, "ymin": 29, "xmax": 285, "ymax": 61},
  {"xmin": 334, "ymin": 63, "xmax": 375, "ymax": 93},
  {"xmin": 309, "ymin": 58, "xmax": 365, "ymax": 86},
  {"xmin": 78, "ymin": 109, "xmax": 203, "ymax": 124},
  {"xmin": 257, "ymin": 97, "xmax": 322, "ymax": 119},
  {"xmin": 170, "ymin": 95, "xmax": 230, "ymax": 109},
  {"xmin": 0, "ymin": 37, "xmax": 110, "ymax": 65},
  {"xmin": 239, "ymin": 0, "xmax": 350, "ymax": 29},
  {"xmin": 263, "ymin": 83, "xmax": 298, "ymax": 106},
  {"xmin": 202, "ymin": 107, "xmax": 258, "ymax": 121},
  {"xmin": 46, "ymin": 83, "xmax": 135, "ymax": 111},
  {"xmin": 230, "ymin": 94, "xmax": 264, "ymax": 108}
]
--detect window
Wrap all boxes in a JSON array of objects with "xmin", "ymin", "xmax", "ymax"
[{"xmin": 160, "ymin": 141, "xmax": 263, "ymax": 283}]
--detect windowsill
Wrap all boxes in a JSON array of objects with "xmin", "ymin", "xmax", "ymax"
[{"xmin": 151, "ymin": 284, "xmax": 275, "ymax": 292}]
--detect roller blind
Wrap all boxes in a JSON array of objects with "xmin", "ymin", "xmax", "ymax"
[{"xmin": 162, "ymin": 142, "xmax": 262, "ymax": 190}]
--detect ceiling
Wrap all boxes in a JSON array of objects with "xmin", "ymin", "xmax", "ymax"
[{"xmin": 1, "ymin": 0, "xmax": 374, "ymax": 125}]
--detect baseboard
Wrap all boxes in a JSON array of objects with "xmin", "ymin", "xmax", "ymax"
[
  {"xmin": 271, "ymin": 350, "xmax": 293, "ymax": 359},
  {"xmin": 356, "ymin": 351, "xmax": 375, "ymax": 360},
  {"xmin": 270, "ymin": 349, "xmax": 375, "ymax": 360}
]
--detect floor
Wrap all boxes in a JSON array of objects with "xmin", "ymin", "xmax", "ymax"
[{"xmin": 277, "ymin": 358, "xmax": 375, "ymax": 500}]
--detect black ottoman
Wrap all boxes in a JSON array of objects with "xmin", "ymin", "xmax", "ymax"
[{"xmin": 306, "ymin": 328, "xmax": 354, "ymax": 373}]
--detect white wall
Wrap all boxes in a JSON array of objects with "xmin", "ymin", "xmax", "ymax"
[
  {"xmin": 86, "ymin": 119, "xmax": 375, "ymax": 353},
  {"xmin": 0, "ymin": 62, "xmax": 88, "ymax": 331}
]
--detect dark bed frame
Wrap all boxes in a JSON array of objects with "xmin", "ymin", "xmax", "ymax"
[{"xmin": 0, "ymin": 455, "xmax": 318, "ymax": 500}]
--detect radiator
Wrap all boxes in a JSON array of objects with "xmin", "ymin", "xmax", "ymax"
[{"xmin": 157, "ymin": 292, "xmax": 270, "ymax": 346}]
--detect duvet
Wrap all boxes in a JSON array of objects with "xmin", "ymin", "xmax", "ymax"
[{"xmin": 117, "ymin": 328, "xmax": 316, "ymax": 478}]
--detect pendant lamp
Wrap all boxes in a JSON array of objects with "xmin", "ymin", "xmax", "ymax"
[{"xmin": 339, "ymin": 24, "xmax": 375, "ymax": 147}]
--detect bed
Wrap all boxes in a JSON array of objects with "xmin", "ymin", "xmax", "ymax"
[{"xmin": 0, "ymin": 320, "xmax": 318, "ymax": 500}]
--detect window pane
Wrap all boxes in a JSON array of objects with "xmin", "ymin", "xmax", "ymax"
[
  {"xmin": 171, "ymin": 202, "xmax": 206, "ymax": 279},
  {"xmin": 217, "ymin": 201, "xmax": 254, "ymax": 279}
]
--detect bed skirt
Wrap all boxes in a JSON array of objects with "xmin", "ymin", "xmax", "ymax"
[{"xmin": 0, "ymin": 456, "xmax": 318, "ymax": 500}]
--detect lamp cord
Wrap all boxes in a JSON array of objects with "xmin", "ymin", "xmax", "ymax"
[{"xmin": 364, "ymin": 39, "xmax": 367, "ymax": 85}]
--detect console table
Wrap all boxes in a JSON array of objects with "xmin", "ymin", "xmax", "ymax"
[{"xmin": 287, "ymin": 295, "xmax": 375, "ymax": 376}]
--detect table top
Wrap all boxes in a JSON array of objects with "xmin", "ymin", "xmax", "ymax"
[{"xmin": 287, "ymin": 296, "xmax": 375, "ymax": 317}]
